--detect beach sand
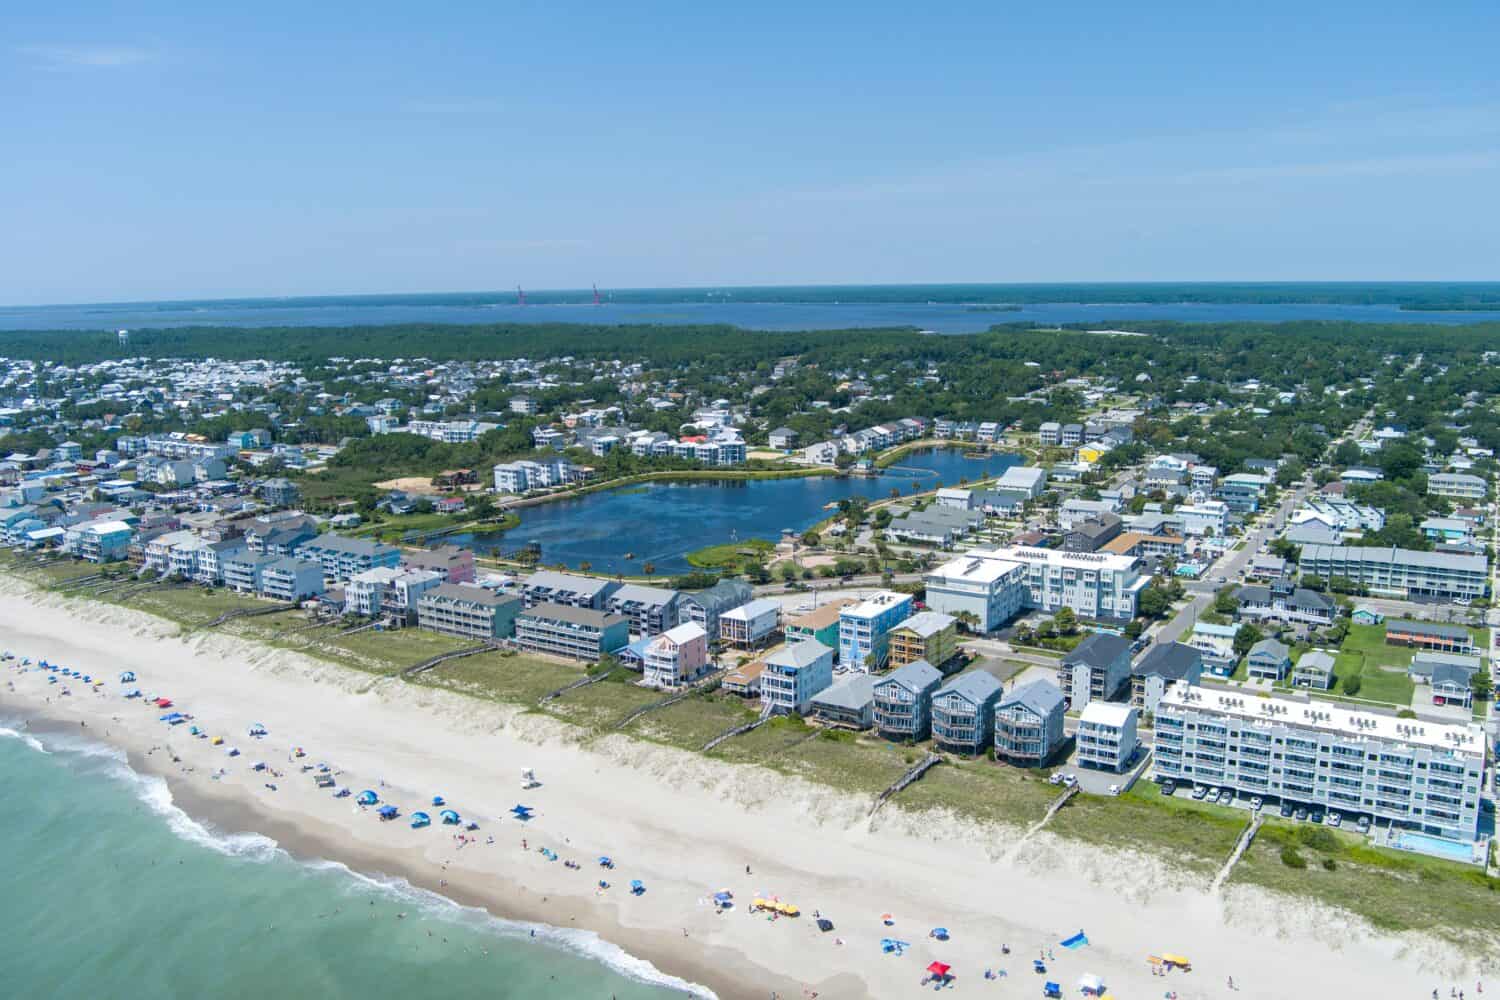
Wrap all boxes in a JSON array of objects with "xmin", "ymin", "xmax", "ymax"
[{"xmin": 0, "ymin": 575, "xmax": 1481, "ymax": 999}]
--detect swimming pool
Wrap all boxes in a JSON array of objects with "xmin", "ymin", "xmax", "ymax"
[{"xmin": 1394, "ymin": 831, "xmax": 1479, "ymax": 863}]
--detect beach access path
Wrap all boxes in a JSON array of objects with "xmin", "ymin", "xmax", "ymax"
[{"xmin": 0, "ymin": 576, "xmax": 1464, "ymax": 1000}]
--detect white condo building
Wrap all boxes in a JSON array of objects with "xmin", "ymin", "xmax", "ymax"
[
  {"xmin": 1155, "ymin": 682, "xmax": 1484, "ymax": 842},
  {"xmin": 925, "ymin": 546, "xmax": 1146, "ymax": 627}
]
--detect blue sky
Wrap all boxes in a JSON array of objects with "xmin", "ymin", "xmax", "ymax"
[{"xmin": 5, "ymin": 2, "xmax": 1499, "ymax": 304}]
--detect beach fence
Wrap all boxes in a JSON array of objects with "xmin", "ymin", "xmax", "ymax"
[
  {"xmin": 538, "ymin": 666, "xmax": 621, "ymax": 706},
  {"xmin": 702, "ymin": 701, "xmax": 777, "ymax": 752},
  {"xmin": 203, "ymin": 602, "xmax": 299, "ymax": 628},
  {"xmin": 400, "ymin": 642, "xmax": 497, "ymax": 678},
  {"xmin": 610, "ymin": 669, "xmax": 727, "ymax": 731}
]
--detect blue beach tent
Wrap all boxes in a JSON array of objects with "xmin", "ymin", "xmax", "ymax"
[
  {"xmin": 1060, "ymin": 930, "xmax": 1089, "ymax": 950},
  {"xmin": 630, "ymin": 880, "xmax": 645, "ymax": 895},
  {"xmin": 440, "ymin": 809, "xmax": 461, "ymax": 825},
  {"xmin": 410, "ymin": 812, "xmax": 431, "ymax": 828},
  {"xmin": 377, "ymin": 805, "xmax": 399, "ymax": 820},
  {"xmin": 431, "ymin": 795, "xmax": 445, "ymax": 806},
  {"xmin": 120, "ymin": 671, "xmax": 136, "ymax": 683},
  {"xmin": 357, "ymin": 790, "xmax": 379, "ymax": 806},
  {"xmin": 510, "ymin": 805, "xmax": 533, "ymax": 820}
]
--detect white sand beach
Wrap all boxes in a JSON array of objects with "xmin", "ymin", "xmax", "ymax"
[{"xmin": 0, "ymin": 576, "xmax": 1481, "ymax": 1000}]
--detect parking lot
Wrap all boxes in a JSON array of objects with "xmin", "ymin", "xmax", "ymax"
[{"xmin": 1154, "ymin": 775, "xmax": 1374, "ymax": 836}]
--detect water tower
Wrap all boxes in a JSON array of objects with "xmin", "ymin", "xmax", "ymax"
[{"xmin": 117, "ymin": 329, "xmax": 130, "ymax": 347}]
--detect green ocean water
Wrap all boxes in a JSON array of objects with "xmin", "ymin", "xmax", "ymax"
[{"xmin": 0, "ymin": 717, "xmax": 701, "ymax": 1000}]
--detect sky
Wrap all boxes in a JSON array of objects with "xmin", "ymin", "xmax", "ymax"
[{"xmin": 4, "ymin": 1, "xmax": 1499, "ymax": 304}]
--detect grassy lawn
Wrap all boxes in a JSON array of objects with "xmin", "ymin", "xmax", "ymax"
[
  {"xmin": 1048, "ymin": 780, "xmax": 1246, "ymax": 875},
  {"xmin": 626, "ymin": 692, "xmax": 758, "ymax": 750},
  {"xmin": 546, "ymin": 674, "xmax": 662, "ymax": 730},
  {"xmin": 222, "ymin": 609, "xmax": 315, "ymax": 642},
  {"xmin": 775, "ymin": 731, "xmax": 913, "ymax": 798},
  {"xmin": 1232, "ymin": 822, "xmax": 1500, "ymax": 944},
  {"xmin": 1333, "ymin": 624, "xmax": 1416, "ymax": 705},
  {"xmin": 893, "ymin": 758, "xmax": 1057, "ymax": 829},
  {"xmin": 113, "ymin": 586, "xmax": 269, "ymax": 630},
  {"xmin": 414, "ymin": 650, "xmax": 583, "ymax": 705},
  {"xmin": 685, "ymin": 538, "xmax": 775, "ymax": 569}
]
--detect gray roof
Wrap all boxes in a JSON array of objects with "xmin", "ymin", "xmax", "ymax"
[
  {"xmin": 1409, "ymin": 652, "xmax": 1481, "ymax": 679},
  {"xmin": 518, "ymin": 602, "xmax": 627, "ymax": 629},
  {"xmin": 1300, "ymin": 543, "xmax": 1486, "ymax": 574},
  {"xmin": 1295, "ymin": 650, "xmax": 1337, "ymax": 674},
  {"xmin": 1430, "ymin": 662, "xmax": 1476, "ymax": 689},
  {"xmin": 1248, "ymin": 637, "xmax": 1290, "ymax": 662},
  {"xmin": 682, "ymin": 579, "xmax": 754, "ymax": 614},
  {"xmin": 1236, "ymin": 584, "xmax": 1334, "ymax": 612},
  {"xmin": 524, "ymin": 570, "xmax": 617, "ymax": 599},
  {"xmin": 609, "ymin": 583, "xmax": 679, "ymax": 608},
  {"xmin": 1388, "ymin": 618, "xmax": 1471, "ymax": 641},
  {"xmin": 298, "ymin": 533, "xmax": 397, "ymax": 559},
  {"xmin": 423, "ymin": 583, "xmax": 519, "ymax": 608},
  {"xmin": 998, "ymin": 678, "xmax": 1064, "ymax": 717},
  {"xmin": 875, "ymin": 658, "xmax": 942, "ymax": 695},
  {"xmin": 811, "ymin": 673, "xmax": 877, "ymax": 710},
  {"xmin": 1133, "ymin": 642, "xmax": 1202, "ymax": 681},
  {"xmin": 935, "ymin": 669, "xmax": 1003, "ymax": 705},
  {"xmin": 1285, "ymin": 522, "xmax": 1341, "ymax": 546},
  {"xmin": 766, "ymin": 639, "xmax": 833, "ymax": 669},
  {"xmin": 893, "ymin": 611, "xmax": 955, "ymax": 639},
  {"xmin": 1063, "ymin": 632, "xmax": 1132, "ymax": 669}
]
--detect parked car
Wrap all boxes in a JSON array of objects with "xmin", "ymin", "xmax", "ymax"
[
  {"xmin": 1356, "ymin": 815, "xmax": 1372, "ymax": 834},
  {"xmin": 1250, "ymin": 796, "xmax": 1264, "ymax": 811},
  {"xmin": 1207, "ymin": 787, "xmax": 1222, "ymax": 804},
  {"xmin": 1310, "ymin": 808, "xmax": 1326, "ymax": 824},
  {"xmin": 1161, "ymin": 780, "xmax": 1177, "ymax": 797},
  {"xmin": 1279, "ymin": 801, "xmax": 1295, "ymax": 818},
  {"xmin": 1192, "ymin": 785, "xmax": 1208, "ymax": 800},
  {"xmin": 1328, "ymin": 812, "xmax": 1342, "ymax": 828},
  {"xmin": 1294, "ymin": 807, "xmax": 1309, "ymax": 821}
]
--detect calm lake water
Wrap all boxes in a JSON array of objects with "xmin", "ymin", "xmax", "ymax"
[
  {"xmin": 449, "ymin": 448, "xmax": 1020, "ymax": 576},
  {"xmin": 5, "ymin": 294, "xmax": 1500, "ymax": 332}
]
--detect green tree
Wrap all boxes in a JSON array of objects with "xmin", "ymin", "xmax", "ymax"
[
  {"xmin": 1233, "ymin": 623, "xmax": 1263, "ymax": 658},
  {"xmin": 1053, "ymin": 606, "xmax": 1077, "ymax": 634},
  {"xmin": 1137, "ymin": 587, "xmax": 1171, "ymax": 619},
  {"xmin": 641, "ymin": 562, "xmax": 655, "ymax": 577},
  {"xmin": 800, "ymin": 530, "xmax": 821, "ymax": 547}
]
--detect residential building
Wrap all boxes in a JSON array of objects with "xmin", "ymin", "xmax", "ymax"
[
  {"xmin": 1099, "ymin": 531, "xmax": 1186, "ymax": 560},
  {"xmin": 993, "ymin": 680, "xmax": 1066, "ymax": 766},
  {"xmin": 417, "ymin": 584, "xmax": 522, "ymax": 640},
  {"xmin": 1351, "ymin": 605, "xmax": 1384, "ymax": 626},
  {"xmin": 1176, "ymin": 501, "xmax": 1231, "ymax": 537},
  {"xmin": 605, "ymin": 584, "xmax": 681, "ymax": 637},
  {"xmin": 838, "ymin": 591, "xmax": 915, "ymax": 671},
  {"xmin": 223, "ymin": 552, "xmax": 279, "ymax": 594},
  {"xmin": 521, "ymin": 571, "xmax": 620, "ymax": 610},
  {"xmin": 678, "ymin": 579, "xmax": 754, "ymax": 637},
  {"xmin": 994, "ymin": 465, "xmax": 1046, "ymax": 498},
  {"xmin": 1422, "ymin": 517, "xmax": 1474, "ymax": 544},
  {"xmin": 784, "ymin": 598, "xmax": 855, "ymax": 655},
  {"xmin": 1131, "ymin": 642, "xmax": 1203, "ymax": 714},
  {"xmin": 760, "ymin": 639, "xmax": 835, "ymax": 715},
  {"xmin": 642, "ymin": 622, "xmax": 711, "ymax": 689},
  {"xmin": 1061, "ymin": 633, "xmax": 1133, "ymax": 709},
  {"xmin": 767, "ymin": 427, "xmax": 798, "ymax": 450},
  {"xmin": 295, "ymin": 534, "xmax": 401, "ymax": 583},
  {"xmin": 1246, "ymin": 638, "xmax": 1292, "ymax": 682},
  {"xmin": 1058, "ymin": 498, "xmax": 1120, "ymax": 530},
  {"xmin": 1235, "ymin": 580, "xmax": 1336, "ymax": 627},
  {"xmin": 1428, "ymin": 472, "xmax": 1487, "ymax": 500},
  {"xmin": 402, "ymin": 544, "xmax": 476, "ymax": 584},
  {"xmin": 197, "ymin": 537, "xmax": 247, "ymax": 585},
  {"xmin": 259, "ymin": 477, "xmax": 300, "ymax": 508},
  {"xmin": 930, "ymin": 670, "xmax": 1003, "ymax": 755},
  {"xmin": 1409, "ymin": 653, "xmax": 1481, "ymax": 708},
  {"xmin": 1292, "ymin": 649, "xmax": 1337, "ymax": 689},
  {"xmin": 492, "ymin": 459, "xmax": 585, "ymax": 494},
  {"xmin": 1154, "ymin": 683, "xmax": 1484, "ymax": 842},
  {"xmin": 1186, "ymin": 621, "xmax": 1240, "ymax": 676},
  {"xmin": 1063, "ymin": 514, "xmax": 1123, "ymax": 553},
  {"xmin": 1299, "ymin": 545, "xmax": 1488, "ymax": 602},
  {"xmin": 72, "ymin": 520, "xmax": 133, "ymax": 563},
  {"xmin": 885, "ymin": 506, "xmax": 984, "ymax": 547},
  {"xmin": 1385, "ymin": 619, "xmax": 1476, "ymax": 654},
  {"xmin": 719, "ymin": 598, "xmax": 781, "ymax": 650},
  {"xmin": 1038, "ymin": 422, "xmax": 1062, "ymax": 446},
  {"xmin": 514, "ymin": 603, "xmax": 630, "ymax": 661},
  {"xmin": 1076, "ymin": 702, "xmax": 1139, "ymax": 772},
  {"xmin": 721, "ymin": 660, "xmax": 765, "ymax": 699},
  {"xmin": 872, "ymin": 659, "xmax": 943, "ymax": 741},
  {"xmin": 810, "ymin": 674, "xmax": 877, "ymax": 729},
  {"xmin": 259, "ymin": 557, "xmax": 326, "ymax": 602},
  {"xmin": 1005, "ymin": 546, "xmax": 1148, "ymax": 621},
  {"xmin": 886, "ymin": 611, "xmax": 959, "ymax": 670},
  {"xmin": 244, "ymin": 513, "xmax": 319, "ymax": 555}
]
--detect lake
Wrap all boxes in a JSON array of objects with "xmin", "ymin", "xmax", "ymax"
[{"xmin": 447, "ymin": 448, "xmax": 1020, "ymax": 576}]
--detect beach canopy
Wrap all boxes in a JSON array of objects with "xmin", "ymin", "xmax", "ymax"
[
  {"xmin": 1060, "ymin": 930, "xmax": 1090, "ymax": 950},
  {"xmin": 926, "ymin": 961, "xmax": 951, "ymax": 977},
  {"xmin": 931, "ymin": 927, "xmax": 949, "ymax": 940},
  {"xmin": 119, "ymin": 671, "xmax": 136, "ymax": 682},
  {"xmin": 431, "ymin": 795, "xmax": 445, "ymax": 806},
  {"xmin": 630, "ymin": 880, "xmax": 645, "ymax": 894},
  {"xmin": 598, "ymin": 856, "xmax": 612, "ymax": 865},
  {"xmin": 155, "ymin": 698, "xmax": 172, "ymax": 707},
  {"xmin": 357, "ymin": 790, "xmax": 379, "ymax": 805},
  {"xmin": 1078, "ymin": 973, "xmax": 1104, "ymax": 991},
  {"xmin": 377, "ymin": 805, "xmax": 398, "ymax": 819},
  {"xmin": 410, "ymin": 812, "xmax": 431, "ymax": 828},
  {"xmin": 816, "ymin": 918, "xmax": 834, "ymax": 932},
  {"xmin": 440, "ymin": 809, "xmax": 460, "ymax": 824},
  {"xmin": 510, "ymin": 805, "xmax": 533, "ymax": 819},
  {"xmin": 1161, "ymin": 954, "xmax": 1191, "ymax": 968}
]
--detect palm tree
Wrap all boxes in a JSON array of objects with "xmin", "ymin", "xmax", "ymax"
[
  {"xmin": 642, "ymin": 562, "xmax": 655, "ymax": 577},
  {"xmin": 578, "ymin": 560, "xmax": 592, "ymax": 574}
]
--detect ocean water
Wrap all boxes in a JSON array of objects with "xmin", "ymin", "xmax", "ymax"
[
  {"xmin": 0, "ymin": 717, "xmax": 697, "ymax": 1000},
  {"xmin": 5, "ymin": 288, "xmax": 1500, "ymax": 332}
]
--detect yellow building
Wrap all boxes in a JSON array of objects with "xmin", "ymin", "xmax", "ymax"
[
  {"xmin": 1076, "ymin": 445, "xmax": 1107, "ymax": 465},
  {"xmin": 887, "ymin": 611, "xmax": 958, "ymax": 670}
]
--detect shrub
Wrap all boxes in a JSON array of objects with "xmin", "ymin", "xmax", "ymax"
[
  {"xmin": 1321, "ymin": 857, "xmax": 1337, "ymax": 871},
  {"xmin": 1343, "ymin": 674, "xmax": 1363, "ymax": 697},
  {"xmin": 1280, "ymin": 846, "xmax": 1307, "ymax": 869},
  {"xmin": 1298, "ymin": 828, "xmax": 1340, "ymax": 853}
]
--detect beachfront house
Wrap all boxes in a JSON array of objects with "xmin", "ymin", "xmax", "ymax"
[
  {"xmin": 1245, "ymin": 638, "xmax": 1292, "ymax": 682},
  {"xmin": 258, "ymin": 557, "xmax": 326, "ymax": 602},
  {"xmin": 721, "ymin": 660, "xmax": 765, "ymax": 699},
  {"xmin": 1075, "ymin": 702, "xmax": 1139, "ymax": 772},
  {"xmin": 886, "ymin": 611, "xmax": 958, "ymax": 671},
  {"xmin": 760, "ymin": 639, "xmax": 835, "ymax": 715},
  {"xmin": 930, "ymin": 670, "xmax": 1003, "ymax": 755},
  {"xmin": 295, "ymin": 534, "xmax": 401, "ymax": 584},
  {"xmin": 810, "ymin": 674, "xmax": 877, "ymax": 730},
  {"xmin": 1130, "ymin": 642, "xmax": 1202, "ymax": 715},
  {"xmin": 605, "ymin": 584, "xmax": 682, "ymax": 638},
  {"xmin": 417, "ymin": 584, "xmax": 522, "ymax": 640},
  {"xmin": 839, "ymin": 591, "xmax": 915, "ymax": 671},
  {"xmin": 679, "ymin": 579, "xmax": 754, "ymax": 638},
  {"xmin": 1408, "ymin": 652, "xmax": 1481, "ymax": 708},
  {"xmin": 223, "ymin": 552, "xmax": 280, "ymax": 594},
  {"xmin": 402, "ymin": 545, "xmax": 477, "ymax": 584},
  {"xmin": 515, "ymin": 603, "xmax": 630, "ymax": 661},
  {"xmin": 642, "ymin": 622, "xmax": 711, "ymax": 689},
  {"xmin": 993, "ymin": 680, "xmax": 1066, "ymax": 766},
  {"xmin": 784, "ymin": 599, "xmax": 855, "ymax": 656},
  {"xmin": 718, "ymin": 598, "xmax": 781, "ymax": 651},
  {"xmin": 872, "ymin": 659, "xmax": 942, "ymax": 741},
  {"xmin": 1060, "ymin": 633, "xmax": 1133, "ymax": 709},
  {"xmin": 1291, "ymin": 649, "xmax": 1337, "ymax": 690}
]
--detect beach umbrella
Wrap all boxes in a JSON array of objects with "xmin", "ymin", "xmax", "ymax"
[
  {"xmin": 630, "ymin": 880, "xmax": 645, "ymax": 895},
  {"xmin": 881, "ymin": 913, "xmax": 894, "ymax": 925},
  {"xmin": 930, "ymin": 927, "xmax": 949, "ymax": 940},
  {"xmin": 358, "ymin": 790, "xmax": 379, "ymax": 806},
  {"xmin": 120, "ymin": 671, "xmax": 136, "ymax": 683},
  {"xmin": 926, "ymin": 961, "xmax": 951, "ymax": 978},
  {"xmin": 712, "ymin": 891, "xmax": 733, "ymax": 904},
  {"xmin": 410, "ymin": 812, "xmax": 431, "ymax": 828},
  {"xmin": 510, "ymin": 805, "xmax": 533, "ymax": 820},
  {"xmin": 431, "ymin": 795, "xmax": 445, "ymax": 806},
  {"xmin": 377, "ymin": 805, "xmax": 399, "ymax": 820},
  {"xmin": 440, "ymin": 809, "xmax": 460, "ymax": 824},
  {"xmin": 1077, "ymin": 973, "xmax": 1104, "ymax": 993}
]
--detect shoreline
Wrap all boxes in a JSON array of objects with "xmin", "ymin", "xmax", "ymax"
[{"xmin": 0, "ymin": 573, "xmax": 1488, "ymax": 999}]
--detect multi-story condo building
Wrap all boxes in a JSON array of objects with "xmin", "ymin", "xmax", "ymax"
[
  {"xmin": 1131, "ymin": 642, "xmax": 1203, "ymax": 714},
  {"xmin": 142, "ymin": 529, "xmax": 197, "ymax": 574},
  {"xmin": 1175, "ymin": 501, "xmax": 1231, "ymax": 537},
  {"xmin": 521, "ymin": 571, "xmax": 619, "ymax": 610},
  {"xmin": 244, "ymin": 513, "xmax": 320, "ymax": 556},
  {"xmin": 886, "ymin": 611, "xmax": 958, "ymax": 670},
  {"xmin": 678, "ymin": 579, "xmax": 753, "ymax": 638},
  {"xmin": 73, "ymin": 521, "xmax": 133, "ymax": 563},
  {"xmin": 923, "ymin": 553, "xmax": 1029, "ymax": 632},
  {"xmin": 1385, "ymin": 619, "xmax": 1477, "ymax": 654},
  {"xmin": 719, "ymin": 598, "xmax": 781, "ymax": 650},
  {"xmin": 405, "ymin": 419, "xmax": 496, "ymax": 444},
  {"xmin": 514, "ymin": 603, "xmax": 629, "ymax": 661},
  {"xmin": 993, "ymin": 680, "xmax": 1066, "ymax": 766},
  {"xmin": 1060, "ymin": 633, "xmax": 1133, "ymax": 709},
  {"xmin": 259, "ymin": 477, "xmax": 301, "ymax": 508},
  {"xmin": 402, "ymin": 544, "xmax": 476, "ymax": 584},
  {"xmin": 1006, "ymin": 546, "xmax": 1148, "ymax": 621},
  {"xmin": 784, "ymin": 598, "xmax": 855, "ymax": 656},
  {"xmin": 1298, "ymin": 545, "xmax": 1488, "ymax": 602},
  {"xmin": 196, "ymin": 537, "xmax": 247, "ymax": 585},
  {"xmin": 839, "ymin": 591, "xmax": 915, "ymax": 671},
  {"xmin": 1076, "ymin": 702, "xmax": 1139, "ymax": 772},
  {"xmin": 143, "ymin": 434, "xmax": 236, "ymax": 462},
  {"xmin": 931, "ymin": 671, "xmax": 1003, "ymax": 755},
  {"xmin": 417, "ymin": 584, "xmax": 521, "ymax": 640},
  {"xmin": 1428, "ymin": 472, "xmax": 1487, "ymax": 500},
  {"xmin": 492, "ymin": 459, "xmax": 585, "ymax": 494},
  {"xmin": 1155, "ymin": 683, "xmax": 1485, "ymax": 842},
  {"xmin": 605, "ymin": 584, "xmax": 681, "ymax": 637},
  {"xmin": 223, "ymin": 552, "xmax": 280, "ymax": 594},
  {"xmin": 259, "ymin": 557, "xmax": 326, "ymax": 602},
  {"xmin": 760, "ymin": 639, "xmax": 835, "ymax": 715},
  {"xmin": 642, "ymin": 622, "xmax": 710, "ymax": 689},
  {"xmin": 872, "ymin": 659, "xmax": 942, "ymax": 741},
  {"xmin": 295, "ymin": 534, "xmax": 401, "ymax": 583}
]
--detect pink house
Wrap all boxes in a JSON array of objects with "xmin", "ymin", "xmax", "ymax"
[
  {"xmin": 401, "ymin": 544, "xmax": 476, "ymax": 584},
  {"xmin": 643, "ymin": 622, "xmax": 710, "ymax": 689}
]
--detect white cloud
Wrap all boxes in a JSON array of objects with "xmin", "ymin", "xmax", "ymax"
[{"xmin": 18, "ymin": 44, "xmax": 155, "ymax": 69}]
